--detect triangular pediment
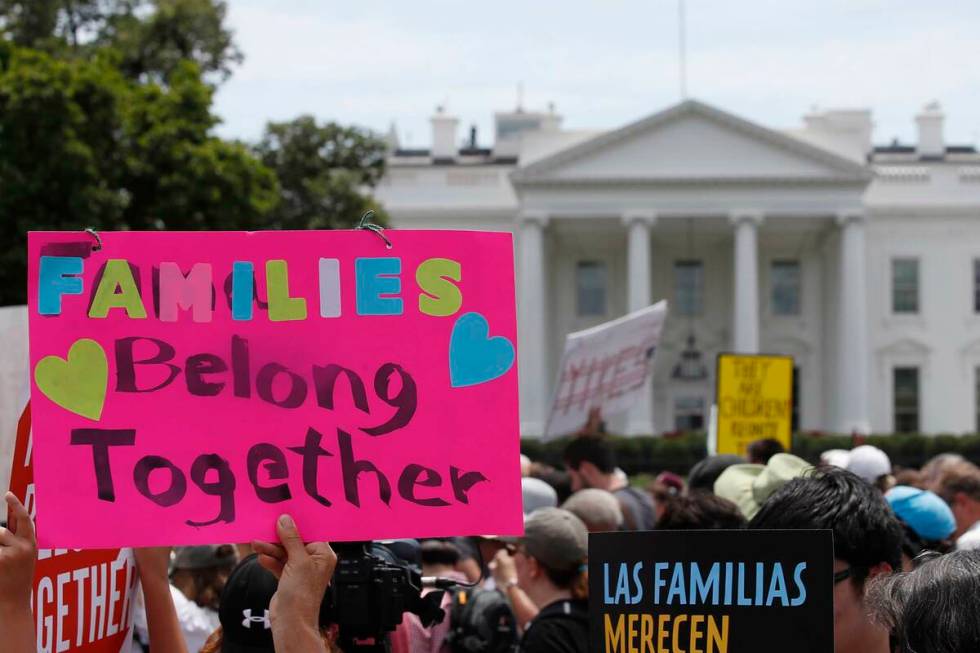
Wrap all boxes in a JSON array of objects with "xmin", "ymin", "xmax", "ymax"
[{"xmin": 512, "ymin": 100, "xmax": 870, "ymax": 184}]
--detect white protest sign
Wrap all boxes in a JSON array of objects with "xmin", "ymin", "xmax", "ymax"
[{"xmin": 544, "ymin": 301, "xmax": 668, "ymax": 438}]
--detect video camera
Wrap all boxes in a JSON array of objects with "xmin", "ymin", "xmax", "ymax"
[{"xmin": 322, "ymin": 541, "xmax": 452, "ymax": 652}]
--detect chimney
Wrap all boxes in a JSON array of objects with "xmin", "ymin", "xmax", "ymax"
[
  {"xmin": 915, "ymin": 101, "xmax": 944, "ymax": 158},
  {"xmin": 430, "ymin": 106, "xmax": 458, "ymax": 160},
  {"xmin": 801, "ymin": 108, "xmax": 872, "ymax": 160}
]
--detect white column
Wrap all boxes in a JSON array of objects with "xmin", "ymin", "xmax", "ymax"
[
  {"xmin": 730, "ymin": 212, "xmax": 763, "ymax": 354},
  {"xmin": 517, "ymin": 211, "xmax": 550, "ymax": 435},
  {"xmin": 836, "ymin": 211, "xmax": 871, "ymax": 434},
  {"xmin": 623, "ymin": 211, "xmax": 656, "ymax": 435}
]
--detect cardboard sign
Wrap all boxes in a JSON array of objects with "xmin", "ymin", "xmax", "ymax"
[
  {"xmin": 545, "ymin": 302, "xmax": 667, "ymax": 438},
  {"xmin": 715, "ymin": 354, "xmax": 793, "ymax": 456},
  {"xmin": 9, "ymin": 401, "xmax": 138, "ymax": 653},
  {"xmin": 590, "ymin": 530, "xmax": 833, "ymax": 653},
  {"xmin": 27, "ymin": 230, "xmax": 522, "ymax": 548}
]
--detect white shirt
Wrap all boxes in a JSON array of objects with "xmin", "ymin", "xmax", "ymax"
[
  {"xmin": 957, "ymin": 521, "xmax": 980, "ymax": 551},
  {"xmin": 131, "ymin": 585, "xmax": 220, "ymax": 653}
]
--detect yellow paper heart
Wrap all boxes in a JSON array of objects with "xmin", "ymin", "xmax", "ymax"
[{"xmin": 34, "ymin": 338, "xmax": 108, "ymax": 421}]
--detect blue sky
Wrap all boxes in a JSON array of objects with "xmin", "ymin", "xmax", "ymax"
[{"xmin": 213, "ymin": 1, "xmax": 980, "ymax": 148}]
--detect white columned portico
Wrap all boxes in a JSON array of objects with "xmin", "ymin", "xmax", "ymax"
[
  {"xmin": 517, "ymin": 211, "xmax": 550, "ymax": 435},
  {"xmin": 730, "ymin": 212, "xmax": 763, "ymax": 354},
  {"xmin": 836, "ymin": 211, "xmax": 871, "ymax": 434},
  {"xmin": 622, "ymin": 210, "xmax": 656, "ymax": 435}
]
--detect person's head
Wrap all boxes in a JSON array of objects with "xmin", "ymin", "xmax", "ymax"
[
  {"xmin": 170, "ymin": 544, "xmax": 238, "ymax": 611},
  {"xmin": 532, "ymin": 467, "xmax": 573, "ymax": 504},
  {"xmin": 866, "ymin": 550, "xmax": 980, "ymax": 653},
  {"xmin": 654, "ymin": 493, "xmax": 746, "ymax": 530},
  {"xmin": 892, "ymin": 467, "xmax": 925, "ymax": 489},
  {"xmin": 214, "ymin": 554, "xmax": 279, "ymax": 653},
  {"xmin": 562, "ymin": 488, "xmax": 623, "ymax": 532},
  {"xmin": 520, "ymin": 454, "xmax": 532, "ymax": 477},
  {"xmin": 934, "ymin": 461, "xmax": 980, "ymax": 538},
  {"xmin": 209, "ymin": 553, "xmax": 340, "ymax": 653},
  {"xmin": 650, "ymin": 472, "xmax": 685, "ymax": 520},
  {"xmin": 920, "ymin": 452, "xmax": 965, "ymax": 490},
  {"xmin": 885, "ymin": 486, "xmax": 956, "ymax": 569},
  {"xmin": 748, "ymin": 467, "xmax": 903, "ymax": 653},
  {"xmin": 420, "ymin": 539, "xmax": 461, "ymax": 576},
  {"xmin": 563, "ymin": 436, "xmax": 617, "ymax": 491},
  {"xmin": 846, "ymin": 445, "xmax": 893, "ymax": 491},
  {"xmin": 511, "ymin": 508, "xmax": 588, "ymax": 606},
  {"xmin": 522, "ymin": 477, "xmax": 558, "ymax": 516},
  {"xmin": 746, "ymin": 438, "xmax": 785, "ymax": 465},
  {"xmin": 686, "ymin": 455, "xmax": 744, "ymax": 494}
]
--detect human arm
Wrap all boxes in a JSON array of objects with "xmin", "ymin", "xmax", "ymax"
[
  {"xmin": 252, "ymin": 514, "xmax": 337, "ymax": 653},
  {"xmin": 134, "ymin": 547, "xmax": 188, "ymax": 653},
  {"xmin": 490, "ymin": 549, "xmax": 539, "ymax": 630},
  {"xmin": 0, "ymin": 492, "xmax": 37, "ymax": 653}
]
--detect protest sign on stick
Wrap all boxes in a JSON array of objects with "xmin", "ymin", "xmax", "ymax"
[
  {"xmin": 27, "ymin": 230, "xmax": 522, "ymax": 548},
  {"xmin": 9, "ymin": 400, "xmax": 138, "ymax": 653},
  {"xmin": 545, "ymin": 301, "xmax": 667, "ymax": 438},
  {"xmin": 715, "ymin": 353, "xmax": 793, "ymax": 456},
  {"xmin": 590, "ymin": 529, "xmax": 833, "ymax": 653}
]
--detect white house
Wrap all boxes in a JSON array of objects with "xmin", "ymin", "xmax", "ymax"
[{"xmin": 375, "ymin": 99, "xmax": 980, "ymax": 437}]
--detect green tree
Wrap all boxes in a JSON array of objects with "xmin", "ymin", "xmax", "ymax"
[
  {"xmin": 256, "ymin": 115, "xmax": 389, "ymax": 230},
  {"xmin": 0, "ymin": 0, "xmax": 241, "ymax": 80},
  {"xmin": 100, "ymin": 0, "xmax": 242, "ymax": 82},
  {"xmin": 0, "ymin": 45, "xmax": 276, "ymax": 305}
]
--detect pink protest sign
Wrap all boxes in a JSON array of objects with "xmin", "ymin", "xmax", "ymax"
[{"xmin": 27, "ymin": 230, "xmax": 522, "ymax": 548}]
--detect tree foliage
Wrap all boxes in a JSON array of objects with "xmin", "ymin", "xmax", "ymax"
[
  {"xmin": 0, "ymin": 1, "xmax": 390, "ymax": 306},
  {"xmin": 0, "ymin": 44, "xmax": 276, "ymax": 304},
  {"xmin": 256, "ymin": 115, "xmax": 389, "ymax": 230},
  {"xmin": 0, "ymin": 0, "xmax": 241, "ymax": 80}
]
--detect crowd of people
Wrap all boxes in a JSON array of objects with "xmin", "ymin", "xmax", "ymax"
[{"xmin": 3, "ymin": 434, "xmax": 980, "ymax": 653}]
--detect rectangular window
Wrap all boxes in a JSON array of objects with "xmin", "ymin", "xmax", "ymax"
[
  {"xmin": 674, "ymin": 260, "xmax": 703, "ymax": 316},
  {"xmin": 771, "ymin": 260, "xmax": 801, "ymax": 316},
  {"xmin": 893, "ymin": 367, "xmax": 920, "ymax": 433},
  {"xmin": 674, "ymin": 397, "xmax": 705, "ymax": 432},
  {"xmin": 892, "ymin": 258, "xmax": 919, "ymax": 314},
  {"xmin": 973, "ymin": 260, "xmax": 980, "ymax": 313},
  {"xmin": 575, "ymin": 261, "xmax": 607, "ymax": 316}
]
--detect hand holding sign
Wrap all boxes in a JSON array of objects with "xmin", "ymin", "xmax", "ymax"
[{"xmin": 0, "ymin": 492, "xmax": 37, "ymax": 653}]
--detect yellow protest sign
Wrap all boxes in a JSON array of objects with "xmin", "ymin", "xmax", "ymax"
[{"xmin": 716, "ymin": 353, "xmax": 793, "ymax": 456}]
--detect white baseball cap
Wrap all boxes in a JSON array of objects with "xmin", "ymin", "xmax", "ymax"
[{"xmin": 846, "ymin": 445, "xmax": 892, "ymax": 483}]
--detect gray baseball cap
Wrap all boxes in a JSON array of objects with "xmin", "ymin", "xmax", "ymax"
[{"xmin": 523, "ymin": 508, "xmax": 588, "ymax": 572}]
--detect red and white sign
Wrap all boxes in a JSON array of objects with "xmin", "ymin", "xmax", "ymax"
[{"xmin": 9, "ymin": 402, "xmax": 138, "ymax": 653}]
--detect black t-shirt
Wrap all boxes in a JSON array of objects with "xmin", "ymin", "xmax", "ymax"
[{"xmin": 519, "ymin": 599, "xmax": 588, "ymax": 653}]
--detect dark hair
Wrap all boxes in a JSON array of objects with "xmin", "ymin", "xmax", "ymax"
[
  {"xmin": 563, "ymin": 436, "xmax": 616, "ymax": 474},
  {"xmin": 687, "ymin": 455, "xmax": 744, "ymax": 493},
  {"xmin": 746, "ymin": 438, "xmax": 785, "ymax": 465},
  {"xmin": 897, "ymin": 522, "xmax": 953, "ymax": 562},
  {"xmin": 532, "ymin": 468, "xmax": 573, "ymax": 504},
  {"xmin": 748, "ymin": 466, "xmax": 903, "ymax": 587},
  {"xmin": 655, "ymin": 493, "xmax": 746, "ymax": 530},
  {"xmin": 866, "ymin": 550, "xmax": 980, "ymax": 653},
  {"xmin": 421, "ymin": 539, "xmax": 461, "ymax": 567}
]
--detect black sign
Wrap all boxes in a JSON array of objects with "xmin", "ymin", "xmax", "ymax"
[{"xmin": 589, "ymin": 529, "xmax": 833, "ymax": 653}]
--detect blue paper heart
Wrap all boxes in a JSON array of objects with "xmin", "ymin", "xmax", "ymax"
[{"xmin": 449, "ymin": 312, "xmax": 516, "ymax": 388}]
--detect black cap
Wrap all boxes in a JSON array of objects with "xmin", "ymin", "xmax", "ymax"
[{"xmin": 218, "ymin": 555, "xmax": 278, "ymax": 653}]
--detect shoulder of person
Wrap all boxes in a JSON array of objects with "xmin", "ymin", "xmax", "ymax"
[{"xmin": 521, "ymin": 604, "xmax": 588, "ymax": 653}]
